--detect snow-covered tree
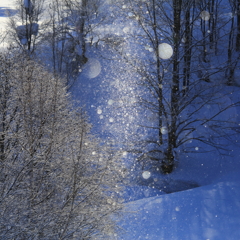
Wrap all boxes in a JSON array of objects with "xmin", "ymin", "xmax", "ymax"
[
  {"xmin": 6, "ymin": 0, "xmax": 46, "ymax": 53},
  {"xmin": 44, "ymin": 0, "xmax": 106, "ymax": 87},
  {"xmin": 0, "ymin": 53, "xmax": 122, "ymax": 239}
]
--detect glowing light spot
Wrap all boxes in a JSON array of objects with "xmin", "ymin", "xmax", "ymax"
[
  {"xmin": 142, "ymin": 171, "xmax": 151, "ymax": 179},
  {"xmin": 122, "ymin": 151, "xmax": 128, "ymax": 156},
  {"xmin": 83, "ymin": 58, "xmax": 101, "ymax": 79},
  {"xmin": 175, "ymin": 206, "xmax": 180, "ymax": 211},
  {"xmin": 181, "ymin": 37, "xmax": 186, "ymax": 43},
  {"xmin": 158, "ymin": 43, "xmax": 173, "ymax": 59},
  {"xmin": 161, "ymin": 127, "xmax": 168, "ymax": 135},
  {"xmin": 123, "ymin": 26, "xmax": 130, "ymax": 34},
  {"xmin": 97, "ymin": 109, "xmax": 102, "ymax": 114},
  {"xmin": 109, "ymin": 117, "xmax": 114, "ymax": 122},
  {"xmin": 200, "ymin": 11, "xmax": 210, "ymax": 21},
  {"xmin": 108, "ymin": 99, "xmax": 114, "ymax": 105}
]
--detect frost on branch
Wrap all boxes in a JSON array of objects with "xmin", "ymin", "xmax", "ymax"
[{"xmin": 0, "ymin": 54, "xmax": 122, "ymax": 239}]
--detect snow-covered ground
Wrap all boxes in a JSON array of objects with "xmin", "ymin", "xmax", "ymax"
[
  {"xmin": 0, "ymin": 0, "xmax": 15, "ymax": 48},
  {"xmin": 70, "ymin": 4, "xmax": 240, "ymax": 238},
  {"xmin": 118, "ymin": 142, "xmax": 240, "ymax": 239},
  {"xmin": 1, "ymin": 1, "xmax": 240, "ymax": 240},
  {"xmin": 120, "ymin": 174, "xmax": 240, "ymax": 240},
  {"xmin": 0, "ymin": 0, "xmax": 14, "ymax": 9},
  {"xmin": 72, "ymin": 37, "xmax": 240, "ymax": 240}
]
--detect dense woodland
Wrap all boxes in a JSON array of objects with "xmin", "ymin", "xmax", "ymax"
[{"xmin": 0, "ymin": 0, "xmax": 240, "ymax": 239}]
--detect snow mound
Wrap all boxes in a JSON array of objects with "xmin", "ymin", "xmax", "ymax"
[{"xmin": 119, "ymin": 178, "xmax": 240, "ymax": 240}]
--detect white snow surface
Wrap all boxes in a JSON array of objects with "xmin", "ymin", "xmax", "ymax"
[
  {"xmin": 118, "ymin": 142, "xmax": 240, "ymax": 239},
  {"xmin": 120, "ymin": 173, "xmax": 240, "ymax": 240},
  {"xmin": 0, "ymin": 0, "xmax": 14, "ymax": 8}
]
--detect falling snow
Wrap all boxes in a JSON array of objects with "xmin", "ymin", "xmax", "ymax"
[
  {"xmin": 160, "ymin": 127, "xmax": 168, "ymax": 135},
  {"xmin": 83, "ymin": 58, "xmax": 101, "ymax": 79},
  {"xmin": 158, "ymin": 43, "xmax": 173, "ymax": 59},
  {"xmin": 142, "ymin": 171, "xmax": 151, "ymax": 179},
  {"xmin": 108, "ymin": 99, "xmax": 114, "ymax": 105},
  {"xmin": 97, "ymin": 109, "xmax": 102, "ymax": 114},
  {"xmin": 200, "ymin": 11, "xmax": 210, "ymax": 21}
]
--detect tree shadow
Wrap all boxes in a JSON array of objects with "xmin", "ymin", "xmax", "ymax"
[{"xmin": 0, "ymin": 7, "xmax": 17, "ymax": 17}]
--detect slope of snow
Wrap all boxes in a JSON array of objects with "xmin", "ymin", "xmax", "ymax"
[
  {"xmin": 118, "ymin": 135, "xmax": 240, "ymax": 239},
  {"xmin": 119, "ymin": 171, "xmax": 240, "ymax": 240}
]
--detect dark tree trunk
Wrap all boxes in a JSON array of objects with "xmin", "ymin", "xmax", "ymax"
[
  {"xmin": 152, "ymin": 0, "xmax": 163, "ymax": 145},
  {"xmin": 227, "ymin": 14, "xmax": 235, "ymax": 85},
  {"xmin": 236, "ymin": 0, "xmax": 240, "ymax": 50},
  {"xmin": 183, "ymin": 5, "xmax": 193, "ymax": 94},
  {"xmin": 163, "ymin": 0, "xmax": 182, "ymax": 173},
  {"xmin": 78, "ymin": 0, "xmax": 88, "ymax": 65}
]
